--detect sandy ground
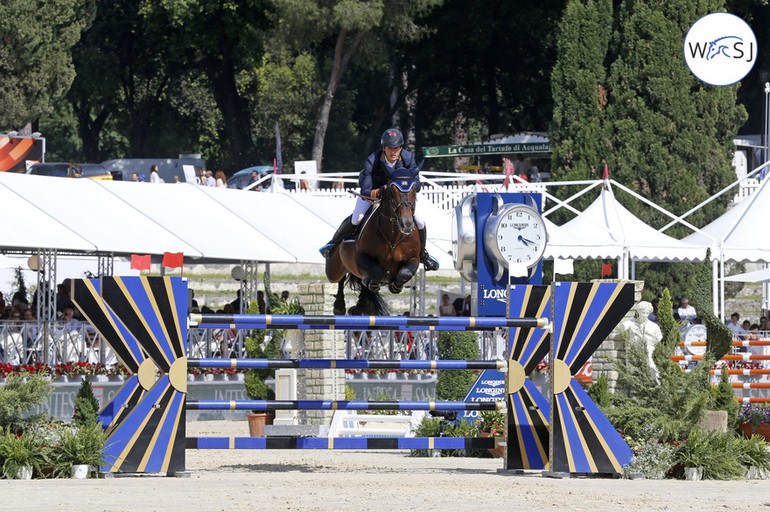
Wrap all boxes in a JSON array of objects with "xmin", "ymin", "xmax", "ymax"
[{"xmin": 2, "ymin": 420, "xmax": 770, "ymax": 512}]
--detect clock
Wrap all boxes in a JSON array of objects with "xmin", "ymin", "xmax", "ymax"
[
  {"xmin": 452, "ymin": 194, "xmax": 477, "ymax": 282},
  {"xmin": 483, "ymin": 194, "xmax": 548, "ymax": 281},
  {"xmin": 682, "ymin": 324, "xmax": 707, "ymax": 356}
]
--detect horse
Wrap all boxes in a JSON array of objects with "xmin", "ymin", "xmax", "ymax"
[{"xmin": 325, "ymin": 170, "xmax": 422, "ymax": 316}]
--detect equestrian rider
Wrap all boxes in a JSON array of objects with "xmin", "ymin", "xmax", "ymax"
[{"xmin": 319, "ymin": 128, "xmax": 440, "ymax": 271}]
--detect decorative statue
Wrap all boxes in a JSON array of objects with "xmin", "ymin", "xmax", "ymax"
[{"xmin": 617, "ymin": 301, "xmax": 663, "ymax": 381}]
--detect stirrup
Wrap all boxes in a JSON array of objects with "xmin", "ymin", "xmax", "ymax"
[{"xmin": 421, "ymin": 252, "xmax": 439, "ymax": 271}]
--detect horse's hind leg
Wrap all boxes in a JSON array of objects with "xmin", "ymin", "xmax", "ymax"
[
  {"xmin": 333, "ymin": 278, "xmax": 347, "ymax": 316},
  {"xmin": 390, "ymin": 261, "xmax": 419, "ymax": 294}
]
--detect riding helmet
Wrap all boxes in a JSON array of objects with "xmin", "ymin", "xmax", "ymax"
[{"xmin": 381, "ymin": 128, "xmax": 404, "ymax": 148}]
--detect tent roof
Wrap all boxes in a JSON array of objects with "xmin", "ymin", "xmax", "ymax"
[
  {"xmin": 555, "ymin": 185, "xmax": 705, "ymax": 262},
  {"xmin": 0, "ymin": 172, "xmax": 455, "ymax": 268},
  {"xmin": 723, "ymin": 268, "xmax": 770, "ymax": 283},
  {"xmin": 682, "ymin": 175, "xmax": 770, "ymax": 263}
]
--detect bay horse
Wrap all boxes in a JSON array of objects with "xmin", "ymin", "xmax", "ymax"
[{"xmin": 325, "ymin": 169, "xmax": 422, "ymax": 315}]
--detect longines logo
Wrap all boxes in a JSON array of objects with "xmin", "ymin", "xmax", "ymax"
[{"xmin": 684, "ymin": 12, "xmax": 756, "ymax": 86}]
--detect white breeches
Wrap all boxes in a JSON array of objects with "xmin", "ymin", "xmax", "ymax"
[{"xmin": 351, "ymin": 196, "xmax": 424, "ymax": 229}]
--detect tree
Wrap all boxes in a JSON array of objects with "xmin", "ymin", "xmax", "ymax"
[
  {"xmin": 550, "ymin": 0, "xmax": 613, "ymax": 182},
  {"xmin": 0, "ymin": 0, "xmax": 95, "ymax": 130},
  {"xmin": 272, "ymin": 0, "xmax": 442, "ymax": 172}
]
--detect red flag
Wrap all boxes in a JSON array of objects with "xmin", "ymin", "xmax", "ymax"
[
  {"xmin": 130, "ymin": 254, "xmax": 151, "ymax": 273},
  {"xmin": 602, "ymin": 163, "xmax": 609, "ymax": 180},
  {"xmin": 601, "ymin": 263, "xmax": 613, "ymax": 278},
  {"xmin": 163, "ymin": 252, "xmax": 184, "ymax": 275}
]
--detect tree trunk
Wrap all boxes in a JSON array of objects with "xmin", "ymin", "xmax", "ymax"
[
  {"xmin": 453, "ymin": 90, "xmax": 469, "ymax": 170},
  {"xmin": 203, "ymin": 53, "xmax": 255, "ymax": 171},
  {"xmin": 311, "ymin": 29, "xmax": 365, "ymax": 173}
]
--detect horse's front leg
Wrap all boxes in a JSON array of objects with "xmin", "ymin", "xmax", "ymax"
[
  {"xmin": 390, "ymin": 259, "xmax": 419, "ymax": 294},
  {"xmin": 358, "ymin": 254, "xmax": 384, "ymax": 291}
]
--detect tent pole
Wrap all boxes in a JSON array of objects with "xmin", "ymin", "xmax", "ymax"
[
  {"xmin": 631, "ymin": 260, "xmax": 636, "ymax": 280},
  {"xmin": 712, "ymin": 257, "xmax": 719, "ymax": 317},
  {"xmin": 719, "ymin": 255, "xmax": 725, "ymax": 321}
]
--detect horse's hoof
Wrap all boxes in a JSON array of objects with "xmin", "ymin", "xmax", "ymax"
[
  {"xmin": 363, "ymin": 276, "xmax": 380, "ymax": 292},
  {"xmin": 348, "ymin": 305, "xmax": 361, "ymax": 315},
  {"xmin": 389, "ymin": 283, "xmax": 402, "ymax": 294},
  {"xmin": 333, "ymin": 305, "xmax": 345, "ymax": 315}
]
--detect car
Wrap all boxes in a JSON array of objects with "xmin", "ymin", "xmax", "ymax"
[
  {"xmin": 26, "ymin": 162, "xmax": 114, "ymax": 180},
  {"xmin": 227, "ymin": 165, "xmax": 273, "ymax": 189}
]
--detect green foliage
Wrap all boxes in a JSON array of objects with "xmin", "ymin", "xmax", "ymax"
[
  {"xmin": 435, "ymin": 331, "xmax": 479, "ymax": 401},
  {"xmin": 710, "ymin": 368, "xmax": 739, "ymax": 430},
  {"xmin": 409, "ymin": 416, "xmax": 442, "ymax": 457},
  {"xmin": 689, "ymin": 252, "xmax": 732, "ymax": 360},
  {"xmin": 72, "ymin": 377, "xmax": 101, "ymax": 427},
  {"xmin": 0, "ymin": 427, "xmax": 40, "ymax": 479},
  {"xmin": 476, "ymin": 410, "xmax": 504, "ymax": 435},
  {"xmin": 673, "ymin": 430, "xmax": 746, "ymax": 480},
  {"xmin": 0, "ymin": 375, "xmax": 52, "ymax": 430},
  {"xmin": 344, "ymin": 385, "xmax": 356, "ymax": 401},
  {"xmin": 625, "ymin": 438, "xmax": 676, "ymax": 480},
  {"xmin": 586, "ymin": 372, "xmax": 611, "ymax": 409},
  {"xmin": 59, "ymin": 422, "xmax": 106, "ymax": 468},
  {"xmin": 0, "ymin": 0, "xmax": 96, "ymax": 129}
]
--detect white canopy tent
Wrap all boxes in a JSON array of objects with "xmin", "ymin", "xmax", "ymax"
[
  {"xmin": 0, "ymin": 171, "xmax": 454, "ymax": 268},
  {"xmin": 553, "ymin": 183, "xmax": 705, "ymax": 278}
]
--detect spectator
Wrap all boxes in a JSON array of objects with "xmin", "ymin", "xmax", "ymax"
[
  {"xmin": 257, "ymin": 291, "xmax": 266, "ymax": 314},
  {"xmin": 677, "ymin": 297, "xmax": 697, "ymax": 323},
  {"xmin": 204, "ymin": 170, "xmax": 216, "ymax": 187},
  {"xmin": 280, "ymin": 290, "xmax": 289, "ymax": 303},
  {"xmin": 248, "ymin": 171, "xmax": 262, "ymax": 191},
  {"xmin": 439, "ymin": 294, "xmax": 456, "ymax": 316},
  {"xmin": 131, "ymin": 172, "xmax": 140, "ymax": 182},
  {"xmin": 215, "ymin": 171, "xmax": 227, "ymax": 188},
  {"xmin": 229, "ymin": 289, "xmax": 242, "ymax": 313},
  {"xmin": 0, "ymin": 291, "xmax": 6, "ymax": 318},
  {"xmin": 726, "ymin": 312, "xmax": 746, "ymax": 339},
  {"xmin": 149, "ymin": 164, "xmax": 163, "ymax": 183},
  {"xmin": 648, "ymin": 298, "xmax": 659, "ymax": 324}
]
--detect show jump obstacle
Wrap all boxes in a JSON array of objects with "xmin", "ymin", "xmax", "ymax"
[{"xmin": 66, "ymin": 275, "xmax": 634, "ymax": 477}]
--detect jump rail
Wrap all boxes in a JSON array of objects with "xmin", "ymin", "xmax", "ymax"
[
  {"xmin": 187, "ymin": 400, "xmax": 504, "ymax": 411},
  {"xmin": 189, "ymin": 313, "xmax": 548, "ymax": 331},
  {"xmin": 189, "ymin": 358, "xmax": 505, "ymax": 371}
]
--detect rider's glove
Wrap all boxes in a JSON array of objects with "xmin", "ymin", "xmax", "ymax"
[{"xmin": 371, "ymin": 186, "xmax": 386, "ymax": 200}]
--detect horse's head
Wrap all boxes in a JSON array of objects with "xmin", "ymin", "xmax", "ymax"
[{"xmin": 383, "ymin": 170, "xmax": 418, "ymax": 235}]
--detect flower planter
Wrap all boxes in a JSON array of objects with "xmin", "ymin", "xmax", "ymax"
[
  {"xmin": 54, "ymin": 375, "xmax": 69, "ymax": 383},
  {"xmin": 108, "ymin": 375, "xmax": 124, "ymax": 382},
  {"xmin": 16, "ymin": 466, "xmax": 33, "ymax": 480},
  {"xmin": 685, "ymin": 467, "xmax": 703, "ymax": 481},
  {"xmin": 480, "ymin": 432, "xmax": 505, "ymax": 458},
  {"xmin": 93, "ymin": 375, "xmax": 109, "ymax": 383},
  {"xmin": 247, "ymin": 412, "xmax": 275, "ymax": 437},
  {"xmin": 739, "ymin": 422, "xmax": 770, "ymax": 442},
  {"xmin": 71, "ymin": 464, "xmax": 90, "ymax": 479}
]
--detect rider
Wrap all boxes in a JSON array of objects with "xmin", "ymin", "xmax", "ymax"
[{"xmin": 319, "ymin": 128, "xmax": 439, "ymax": 271}]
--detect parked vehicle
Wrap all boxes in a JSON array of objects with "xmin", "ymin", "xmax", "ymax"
[
  {"xmin": 101, "ymin": 155, "xmax": 206, "ymax": 183},
  {"xmin": 26, "ymin": 163, "xmax": 114, "ymax": 180},
  {"xmin": 227, "ymin": 165, "xmax": 273, "ymax": 189}
]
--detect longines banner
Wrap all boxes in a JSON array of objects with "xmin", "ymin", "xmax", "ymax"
[{"xmin": 422, "ymin": 142, "xmax": 551, "ymax": 158}]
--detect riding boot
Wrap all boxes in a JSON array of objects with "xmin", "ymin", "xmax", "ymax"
[
  {"xmin": 320, "ymin": 215, "xmax": 357, "ymax": 258},
  {"xmin": 418, "ymin": 227, "xmax": 440, "ymax": 271}
]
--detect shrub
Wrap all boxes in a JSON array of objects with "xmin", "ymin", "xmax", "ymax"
[
  {"xmin": 409, "ymin": 416, "xmax": 442, "ymax": 457},
  {"xmin": 435, "ymin": 331, "xmax": 479, "ymax": 401},
  {"xmin": 0, "ymin": 374, "xmax": 52, "ymax": 429},
  {"xmin": 73, "ymin": 377, "xmax": 101, "ymax": 427}
]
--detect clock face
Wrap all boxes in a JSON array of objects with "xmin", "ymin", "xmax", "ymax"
[{"xmin": 494, "ymin": 206, "xmax": 547, "ymax": 266}]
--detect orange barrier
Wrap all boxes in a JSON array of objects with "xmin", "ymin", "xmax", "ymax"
[
  {"xmin": 710, "ymin": 369, "xmax": 770, "ymax": 375},
  {"xmin": 672, "ymin": 354, "xmax": 770, "ymax": 361},
  {"xmin": 736, "ymin": 397, "xmax": 770, "ymax": 403},
  {"xmin": 731, "ymin": 383, "xmax": 770, "ymax": 389},
  {"xmin": 678, "ymin": 340, "xmax": 770, "ymax": 347}
]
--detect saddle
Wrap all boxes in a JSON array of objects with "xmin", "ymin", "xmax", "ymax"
[{"xmin": 342, "ymin": 203, "xmax": 379, "ymax": 245}]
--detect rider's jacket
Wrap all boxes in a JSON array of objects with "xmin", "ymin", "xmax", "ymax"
[{"xmin": 359, "ymin": 149, "xmax": 421, "ymax": 196}]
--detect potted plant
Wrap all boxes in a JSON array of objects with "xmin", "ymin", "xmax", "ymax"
[
  {"xmin": 243, "ymin": 299, "xmax": 279, "ymax": 437},
  {"xmin": 476, "ymin": 410, "xmax": 505, "ymax": 458},
  {"xmin": 59, "ymin": 423, "xmax": 106, "ymax": 478},
  {"xmin": 738, "ymin": 403, "xmax": 770, "ymax": 442},
  {"xmin": 0, "ymin": 428, "xmax": 39, "ymax": 479}
]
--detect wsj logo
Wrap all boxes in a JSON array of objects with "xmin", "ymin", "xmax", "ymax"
[
  {"xmin": 687, "ymin": 36, "xmax": 753, "ymax": 62},
  {"xmin": 482, "ymin": 288, "xmax": 507, "ymax": 303},
  {"xmin": 684, "ymin": 13, "xmax": 756, "ymax": 86}
]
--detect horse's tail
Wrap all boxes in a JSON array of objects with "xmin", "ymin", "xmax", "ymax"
[{"xmin": 347, "ymin": 274, "xmax": 390, "ymax": 316}]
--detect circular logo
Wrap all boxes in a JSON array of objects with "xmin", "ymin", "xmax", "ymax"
[
  {"xmin": 425, "ymin": 146, "xmax": 439, "ymax": 157},
  {"xmin": 684, "ymin": 12, "xmax": 757, "ymax": 86}
]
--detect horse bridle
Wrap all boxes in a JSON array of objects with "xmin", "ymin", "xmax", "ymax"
[{"xmin": 384, "ymin": 179, "xmax": 416, "ymax": 220}]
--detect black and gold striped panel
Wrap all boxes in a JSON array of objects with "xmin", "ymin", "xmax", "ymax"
[
  {"xmin": 505, "ymin": 285, "xmax": 551, "ymax": 470},
  {"xmin": 550, "ymin": 282, "xmax": 635, "ymax": 475}
]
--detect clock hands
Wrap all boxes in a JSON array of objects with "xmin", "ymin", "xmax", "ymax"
[{"xmin": 518, "ymin": 235, "xmax": 536, "ymax": 246}]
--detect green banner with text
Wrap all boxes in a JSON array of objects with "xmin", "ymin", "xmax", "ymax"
[{"xmin": 422, "ymin": 142, "xmax": 551, "ymax": 158}]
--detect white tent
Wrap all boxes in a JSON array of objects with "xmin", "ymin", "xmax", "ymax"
[
  {"xmin": 723, "ymin": 268, "xmax": 770, "ymax": 283},
  {"xmin": 0, "ymin": 171, "xmax": 455, "ymax": 268},
  {"xmin": 682, "ymin": 173, "xmax": 770, "ymax": 263},
  {"xmin": 554, "ymin": 184, "xmax": 705, "ymax": 277}
]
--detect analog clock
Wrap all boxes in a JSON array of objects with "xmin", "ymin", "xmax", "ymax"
[
  {"xmin": 483, "ymin": 194, "xmax": 548, "ymax": 281},
  {"xmin": 452, "ymin": 194, "xmax": 477, "ymax": 282}
]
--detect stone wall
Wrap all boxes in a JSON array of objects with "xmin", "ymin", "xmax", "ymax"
[
  {"xmin": 590, "ymin": 279, "xmax": 645, "ymax": 393},
  {"xmin": 295, "ymin": 282, "xmax": 346, "ymax": 425}
]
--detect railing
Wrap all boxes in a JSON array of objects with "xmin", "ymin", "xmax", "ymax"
[{"xmin": 0, "ymin": 320, "xmax": 501, "ymax": 366}]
